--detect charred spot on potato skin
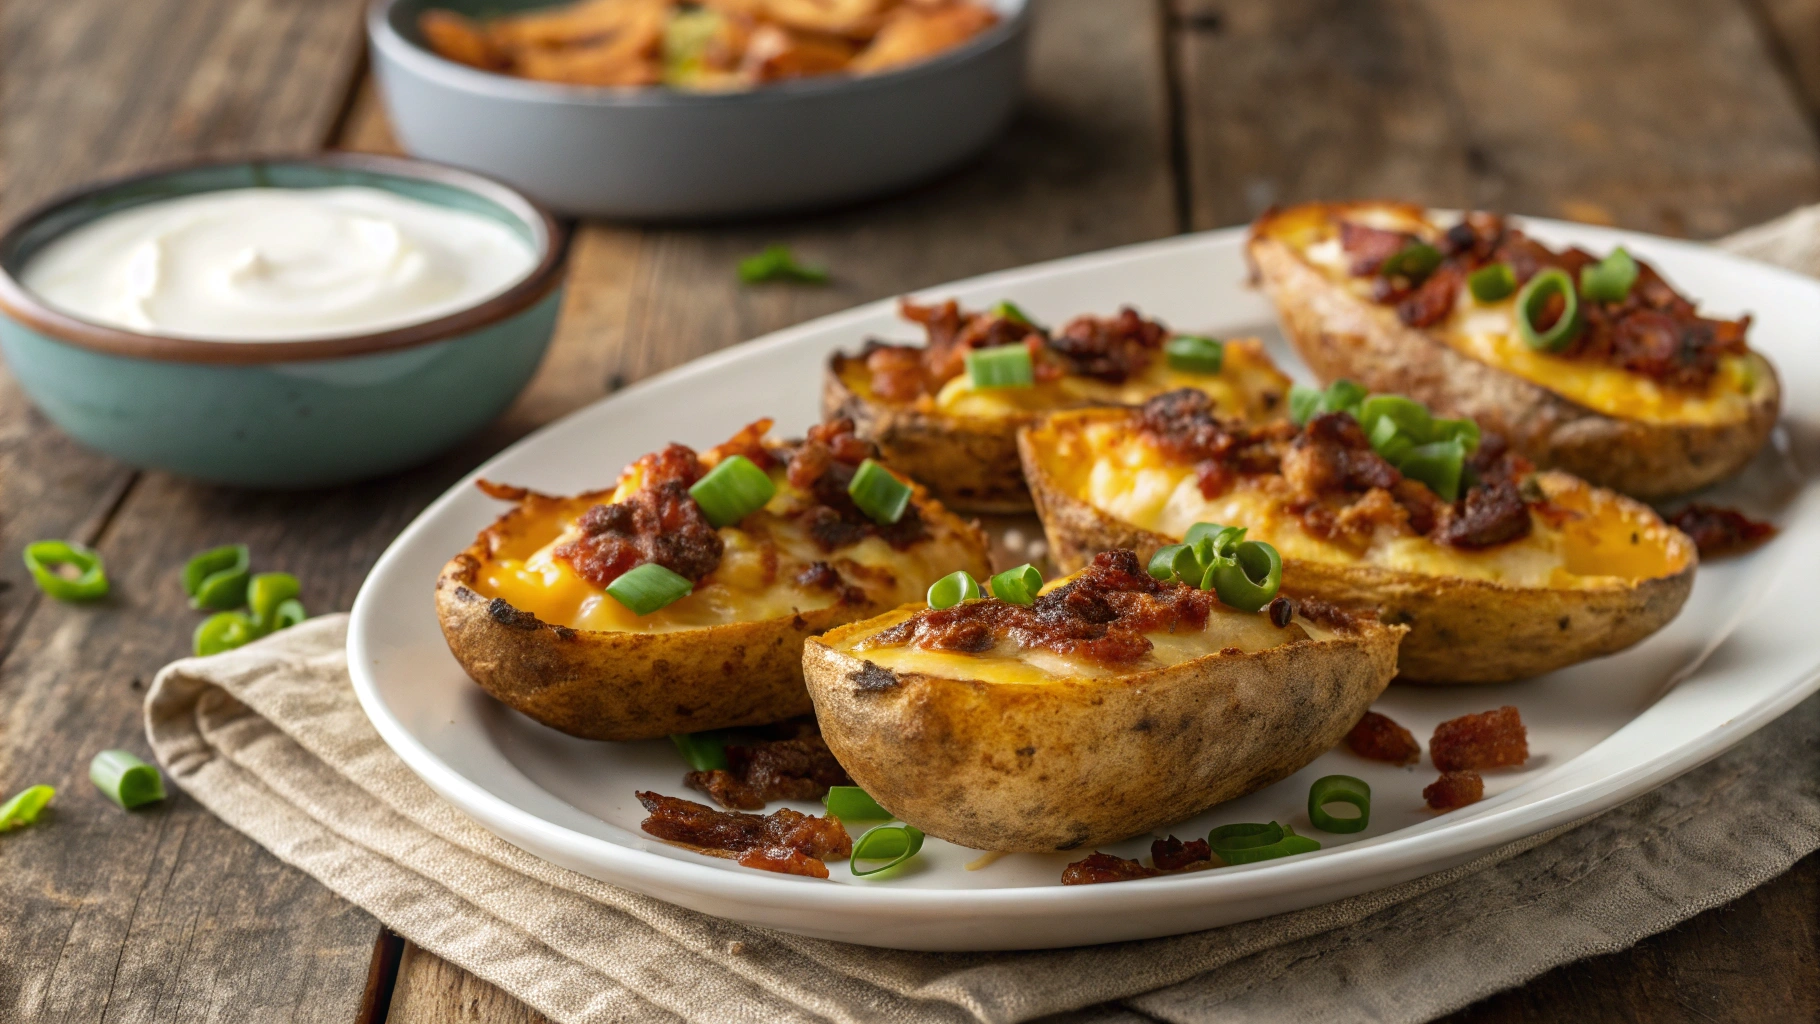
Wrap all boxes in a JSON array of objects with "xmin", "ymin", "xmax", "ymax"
[
  {"xmin": 1131, "ymin": 718, "xmax": 1154, "ymax": 733},
  {"xmin": 848, "ymin": 661, "xmax": 900, "ymax": 693},
  {"xmin": 487, "ymin": 598, "xmax": 543, "ymax": 631},
  {"xmin": 1016, "ymin": 745, "xmax": 1037, "ymax": 757},
  {"xmin": 1557, "ymin": 616, "xmax": 1571, "ymax": 631}
]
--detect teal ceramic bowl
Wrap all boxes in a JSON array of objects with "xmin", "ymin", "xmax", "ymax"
[{"xmin": 0, "ymin": 153, "xmax": 568, "ymax": 488}]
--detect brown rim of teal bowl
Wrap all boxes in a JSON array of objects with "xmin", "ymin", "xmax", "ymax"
[{"xmin": 0, "ymin": 151, "xmax": 569, "ymax": 366}]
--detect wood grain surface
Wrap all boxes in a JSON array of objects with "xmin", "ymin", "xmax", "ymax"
[{"xmin": 0, "ymin": 0, "xmax": 1814, "ymax": 1021}]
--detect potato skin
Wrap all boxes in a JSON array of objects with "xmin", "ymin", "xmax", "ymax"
[
  {"xmin": 1018, "ymin": 416, "xmax": 1697, "ymax": 684},
  {"xmin": 803, "ymin": 611, "xmax": 1403, "ymax": 852},
  {"xmin": 824, "ymin": 352, "xmax": 1035, "ymax": 514},
  {"xmin": 1248, "ymin": 204, "xmax": 1781, "ymax": 500},
  {"xmin": 436, "ymin": 486, "xmax": 990, "ymax": 741}
]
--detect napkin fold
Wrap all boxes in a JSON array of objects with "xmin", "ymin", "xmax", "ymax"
[{"xmin": 146, "ymin": 210, "xmax": 1820, "ymax": 1023}]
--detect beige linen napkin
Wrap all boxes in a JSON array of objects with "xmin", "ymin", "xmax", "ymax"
[{"xmin": 145, "ymin": 212, "xmax": 1820, "ymax": 1023}]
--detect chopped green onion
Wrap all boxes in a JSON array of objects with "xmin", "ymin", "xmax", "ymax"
[
  {"xmin": 669, "ymin": 732, "xmax": 728, "ymax": 772},
  {"xmin": 1467, "ymin": 262, "xmax": 1517, "ymax": 303},
  {"xmin": 988, "ymin": 563, "xmax": 1043, "ymax": 606},
  {"xmin": 737, "ymin": 245, "xmax": 828, "ymax": 285},
  {"xmin": 926, "ymin": 571, "xmax": 980, "ymax": 610},
  {"xmin": 1184, "ymin": 521, "xmax": 1241, "ymax": 550},
  {"xmin": 606, "ymin": 563, "xmax": 694, "ymax": 616},
  {"xmin": 181, "ymin": 544, "xmax": 249, "ymax": 609},
  {"xmin": 0, "ymin": 784, "xmax": 54, "ymax": 832},
  {"xmin": 194, "ymin": 611, "xmax": 261, "ymax": 656},
  {"xmin": 1380, "ymin": 242, "xmax": 1442, "ymax": 281},
  {"xmin": 271, "ymin": 599, "xmax": 307, "ymax": 630},
  {"xmin": 1288, "ymin": 385, "xmax": 1323, "ymax": 426},
  {"xmin": 1215, "ymin": 823, "xmax": 1322, "ymax": 864},
  {"xmin": 1358, "ymin": 395, "xmax": 1432, "ymax": 441},
  {"xmin": 689, "ymin": 455, "xmax": 777, "ymax": 528},
  {"xmin": 1307, "ymin": 774, "xmax": 1370, "ymax": 834},
  {"xmin": 248, "ymin": 572, "xmax": 301, "ymax": 630},
  {"xmin": 1165, "ymin": 335, "xmax": 1225, "ymax": 374},
  {"xmin": 1580, "ymin": 247, "xmax": 1638, "ymax": 302},
  {"xmin": 1289, "ymin": 380, "xmax": 1367, "ymax": 425},
  {"xmin": 965, "ymin": 344, "xmax": 1034, "ymax": 389},
  {"xmin": 1208, "ymin": 821, "xmax": 1284, "ymax": 852},
  {"xmin": 1399, "ymin": 439, "xmax": 1469, "ymax": 502},
  {"xmin": 1209, "ymin": 540, "xmax": 1282, "ymax": 612},
  {"xmin": 1515, "ymin": 268, "xmax": 1581, "ymax": 351},
  {"xmin": 849, "ymin": 823, "xmax": 925, "ymax": 877},
  {"xmin": 846, "ymin": 459, "xmax": 912, "ymax": 525},
  {"xmin": 90, "ymin": 750, "xmax": 166, "ymax": 810},
  {"xmin": 1368, "ymin": 417, "xmax": 1417, "ymax": 466},
  {"xmin": 989, "ymin": 300, "xmax": 1034, "ymax": 326},
  {"xmin": 24, "ymin": 540, "xmax": 109, "ymax": 602},
  {"xmin": 1429, "ymin": 416, "xmax": 1481, "ymax": 452},
  {"xmin": 1147, "ymin": 544, "xmax": 1198, "ymax": 582},
  {"xmin": 823, "ymin": 786, "xmax": 891, "ymax": 820}
]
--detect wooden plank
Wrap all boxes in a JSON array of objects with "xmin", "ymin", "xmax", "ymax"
[
  {"xmin": 0, "ymin": 0, "xmax": 387, "ymax": 1021},
  {"xmin": 1749, "ymin": 0, "xmax": 1820, "ymax": 135},
  {"xmin": 386, "ymin": 943, "xmax": 556, "ymax": 1024},
  {"xmin": 1174, "ymin": 0, "xmax": 1820, "ymax": 236}
]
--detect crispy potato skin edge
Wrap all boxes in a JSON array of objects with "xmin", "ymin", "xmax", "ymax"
[
  {"xmin": 823, "ymin": 352, "xmax": 1037, "ymax": 514},
  {"xmin": 1017, "ymin": 413, "xmax": 1696, "ymax": 684},
  {"xmin": 435, "ymin": 488, "xmax": 991, "ymax": 741},
  {"xmin": 1247, "ymin": 205, "xmax": 1781, "ymax": 500},
  {"xmin": 803, "ymin": 611, "xmax": 1403, "ymax": 852}
]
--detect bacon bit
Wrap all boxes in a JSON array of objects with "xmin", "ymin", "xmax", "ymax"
[
  {"xmin": 636, "ymin": 791, "xmax": 850, "ymax": 876},
  {"xmin": 786, "ymin": 418, "xmax": 928, "ymax": 553},
  {"xmin": 1339, "ymin": 222, "xmax": 1416, "ymax": 276},
  {"xmin": 703, "ymin": 418, "xmax": 779, "ymax": 471},
  {"xmin": 1668, "ymin": 504, "xmax": 1778, "ymax": 558},
  {"xmin": 897, "ymin": 297, "xmax": 1044, "ymax": 389},
  {"xmin": 737, "ymin": 847, "xmax": 830, "ymax": 878},
  {"xmin": 554, "ymin": 443, "xmax": 723, "ymax": 587},
  {"xmin": 1430, "ymin": 706, "xmax": 1528, "ymax": 772},
  {"xmin": 1151, "ymin": 835, "xmax": 1213, "ymax": 870},
  {"xmin": 863, "ymin": 550, "xmax": 1215, "ymax": 667},
  {"xmin": 795, "ymin": 561, "xmax": 844, "ymax": 590},
  {"xmin": 685, "ymin": 730, "xmax": 853, "ymax": 811},
  {"xmin": 1047, "ymin": 307, "xmax": 1168, "ymax": 383},
  {"xmin": 1061, "ymin": 852, "xmax": 1160, "ymax": 885},
  {"xmin": 1137, "ymin": 389, "xmax": 1291, "ymax": 473},
  {"xmin": 1424, "ymin": 770, "xmax": 1484, "ymax": 810},
  {"xmin": 1436, "ymin": 478, "xmax": 1533, "ymax": 549},
  {"xmin": 862, "ymin": 344, "xmax": 928, "ymax": 402},
  {"xmin": 1396, "ymin": 265, "xmax": 1462, "ymax": 327},
  {"xmin": 1346, "ymin": 711, "xmax": 1420, "ymax": 766}
]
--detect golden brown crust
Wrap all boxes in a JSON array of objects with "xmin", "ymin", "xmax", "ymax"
[
  {"xmin": 1018, "ymin": 410, "xmax": 1697, "ymax": 684},
  {"xmin": 823, "ymin": 351, "xmax": 1036, "ymax": 513},
  {"xmin": 802, "ymin": 609, "xmax": 1403, "ymax": 852},
  {"xmin": 1247, "ymin": 203, "xmax": 1781, "ymax": 500},
  {"xmin": 435, "ymin": 482, "xmax": 991, "ymax": 740}
]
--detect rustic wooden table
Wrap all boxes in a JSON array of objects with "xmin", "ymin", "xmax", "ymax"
[{"xmin": 3, "ymin": 0, "xmax": 1818, "ymax": 1020}]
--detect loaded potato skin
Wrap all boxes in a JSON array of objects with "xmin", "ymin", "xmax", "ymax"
[
  {"xmin": 1248, "ymin": 202, "xmax": 1780, "ymax": 500},
  {"xmin": 824, "ymin": 298, "xmax": 1293, "ymax": 513},
  {"xmin": 436, "ymin": 419, "xmax": 990, "ymax": 741},
  {"xmin": 1019, "ymin": 397, "xmax": 1697, "ymax": 684},
  {"xmin": 802, "ymin": 553, "xmax": 1404, "ymax": 853}
]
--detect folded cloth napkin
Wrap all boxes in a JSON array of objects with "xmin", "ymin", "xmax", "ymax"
[{"xmin": 146, "ymin": 214, "xmax": 1820, "ymax": 1024}]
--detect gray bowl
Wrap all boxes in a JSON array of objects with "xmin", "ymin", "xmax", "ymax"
[{"xmin": 368, "ymin": 0, "xmax": 1030, "ymax": 219}]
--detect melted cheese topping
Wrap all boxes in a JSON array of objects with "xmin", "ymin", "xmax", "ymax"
[
  {"xmin": 835, "ymin": 598, "xmax": 1316, "ymax": 684},
  {"xmin": 472, "ymin": 472, "xmax": 979, "ymax": 634},
  {"xmin": 1052, "ymin": 420, "xmax": 1682, "ymax": 590},
  {"xmin": 1271, "ymin": 204, "xmax": 1761, "ymax": 425}
]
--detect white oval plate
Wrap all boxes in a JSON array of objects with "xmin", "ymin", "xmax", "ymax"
[{"xmin": 349, "ymin": 221, "xmax": 1820, "ymax": 951}]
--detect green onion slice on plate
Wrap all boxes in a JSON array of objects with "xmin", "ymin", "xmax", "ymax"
[
  {"xmin": 1467, "ymin": 262, "xmax": 1516, "ymax": 302},
  {"xmin": 24, "ymin": 540, "xmax": 109, "ymax": 602},
  {"xmin": 0, "ymin": 784, "xmax": 54, "ymax": 832},
  {"xmin": 182, "ymin": 543, "xmax": 250, "ymax": 609},
  {"xmin": 965, "ymin": 344, "xmax": 1034, "ymax": 389},
  {"xmin": 1164, "ymin": 335, "xmax": 1224, "ymax": 374},
  {"xmin": 847, "ymin": 459, "xmax": 912, "ymax": 525},
  {"xmin": 90, "ymin": 750, "xmax": 166, "ymax": 810},
  {"xmin": 1209, "ymin": 821, "xmax": 1321, "ymax": 864},
  {"xmin": 849, "ymin": 823, "xmax": 926, "ymax": 877},
  {"xmin": 606, "ymin": 563, "xmax": 694, "ymax": 616},
  {"xmin": 690, "ymin": 454, "xmax": 777, "ymax": 528},
  {"xmin": 927, "ymin": 571, "xmax": 980, "ymax": 610},
  {"xmin": 822, "ymin": 786, "xmax": 891, "ymax": 821},
  {"xmin": 988, "ymin": 563, "xmax": 1043, "ymax": 606},
  {"xmin": 669, "ymin": 732, "xmax": 728, "ymax": 772},
  {"xmin": 1307, "ymin": 774, "xmax": 1371, "ymax": 833},
  {"xmin": 1516, "ymin": 267, "xmax": 1581, "ymax": 351}
]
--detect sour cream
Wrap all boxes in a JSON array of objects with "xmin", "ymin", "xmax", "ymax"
[{"xmin": 22, "ymin": 187, "xmax": 538, "ymax": 341}]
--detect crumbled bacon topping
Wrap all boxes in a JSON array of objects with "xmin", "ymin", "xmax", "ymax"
[
  {"xmin": 1047, "ymin": 307, "xmax": 1169, "ymax": 383},
  {"xmin": 1346, "ymin": 711, "xmax": 1420, "ymax": 766},
  {"xmin": 1342, "ymin": 213, "xmax": 1751, "ymax": 390},
  {"xmin": 1668, "ymin": 504, "xmax": 1777, "ymax": 558},
  {"xmin": 1430, "ymin": 706, "xmax": 1528, "ymax": 772},
  {"xmin": 1423, "ymin": 770, "xmax": 1484, "ymax": 810},
  {"xmin": 1136, "ymin": 389, "xmax": 1292, "ymax": 499},
  {"xmin": 864, "ymin": 550, "xmax": 1215, "ymax": 667},
  {"xmin": 784, "ymin": 418, "xmax": 928, "ymax": 553},
  {"xmin": 1061, "ymin": 852, "xmax": 1160, "ymax": 885},
  {"xmin": 554, "ymin": 443, "xmax": 724, "ymax": 587},
  {"xmin": 636, "ymin": 791, "xmax": 850, "ymax": 876},
  {"xmin": 685, "ymin": 726, "xmax": 854, "ymax": 811}
]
